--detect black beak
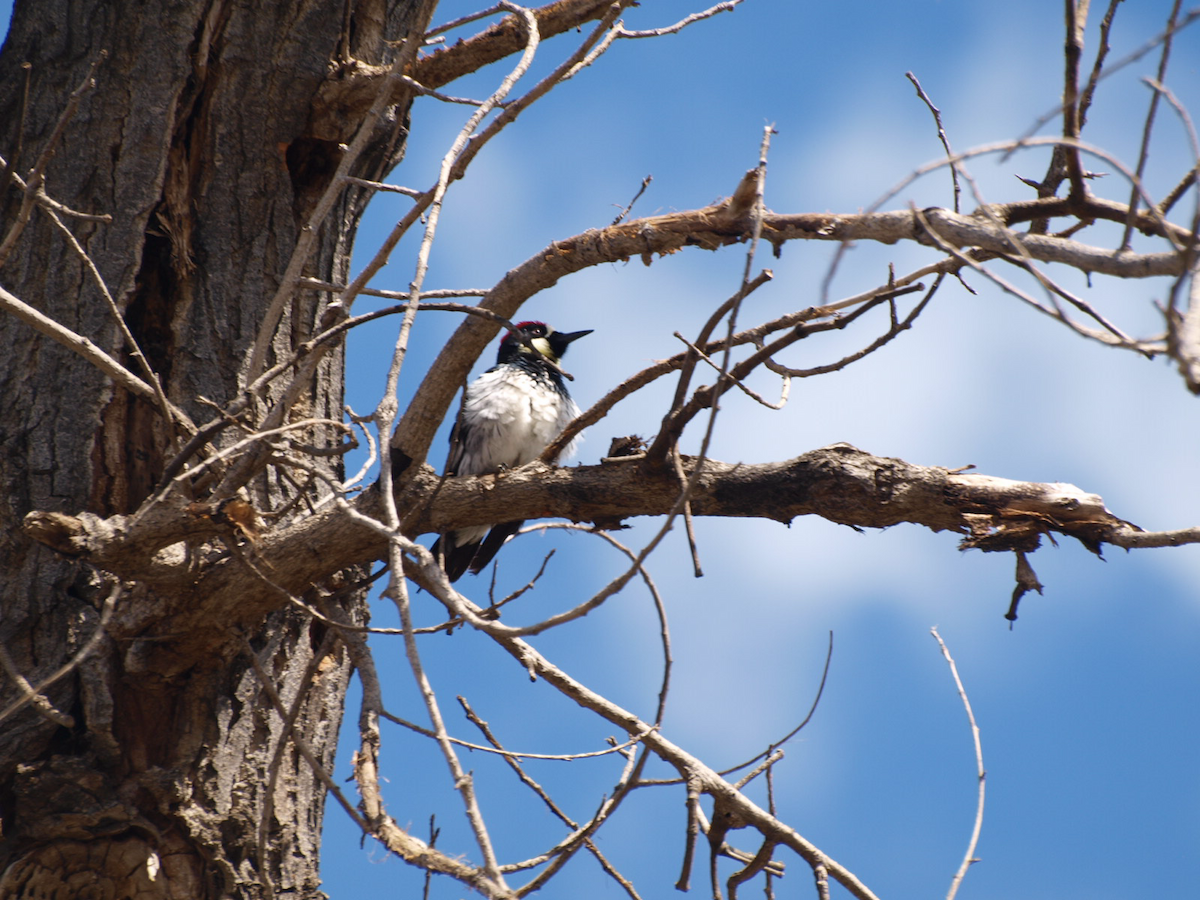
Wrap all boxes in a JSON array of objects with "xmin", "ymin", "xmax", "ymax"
[{"xmin": 545, "ymin": 327, "xmax": 591, "ymax": 362}]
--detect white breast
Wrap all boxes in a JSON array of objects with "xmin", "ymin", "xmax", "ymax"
[{"xmin": 456, "ymin": 367, "xmax": 582, "ymax": 475}]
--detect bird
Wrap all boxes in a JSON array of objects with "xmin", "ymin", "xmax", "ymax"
[{"xmin": 433, "ymin": 321, "xmax": 592, "ymax": 581}]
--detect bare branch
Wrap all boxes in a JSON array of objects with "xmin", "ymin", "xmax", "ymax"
[
  {"xmin": 244, "ymin": 10, "xmax": 432, "ymax": 380},
  {"xmin": 317, "ymin": 599, "xmax": 503, "ymax": 892},
  {"xmin": 612, "ymin": 174, "xmax": 653, "ymax": 226},
  {"xmin": 0, "ymin": 283, "xmax": 172, "ymax": 410},
  {"xmin": 906, "ymin": 71, "xmax": 961, "ymax": 212},
  {"xmin": 415, "ymin": 0, "xmax": 631, "ymax": 89},
  {"xmin": 456, "ymin": 696, "xmax": 645, "ymax": 898},
  {"xmin": 340, "ymin": 175, "xmax": 423, "ymax": 196},
  {"xmin": 395, "ymin": 133, "xmax": 1198, "ymax": 474},
  {"xmin": 0, "ymin": 51, "xmax": 106, "ymax": 268},
  {"xmin": 617, "ymin": 0, "xmax": 743, "ymax": 38},
  {"xmin": 28, "ymin": 440, "xmax": 1194, "ymax": 695},
  {"xmin": 382, "ymin": 700, "xmax": 656, "ymax": 761},
  {"xmin": 1120, "ymin": 0, "xmax": 1185, "ymax": 250},
  {"xmin": 384, "ymin": 539, "xmax": 507, "ymax": 884},
  {"xmin": 37, "ymin": 200, "xmax": 189, "ymax": 442},
  {"xmin": 530, "ymin": 522, "xmax": 676, "ymax": 725},
  {"xmin": 372, "ymin": 0, "xmax": 548, "ymax": 568},
  {"xmin": 238, "ymin": 632, "xmax": 377, "ymax": 852},
  {"xmin": 1058, "ymin": 0, "xmax": 1090, "ymax": 200},
  {"xmin": 1078, "ymin": 0, "xmax": 1122, "ymax": 128},
  {"xmin": 1168, "ymin": 258, "xmax": 1200, "ymax": 391},
  {"xmin": 931, "ymin": 628, "xmax": 986, "ymax": 900},
  {"xmin": 1013, "ymin": 8, "xmax": 1200, "ymax": 151}
]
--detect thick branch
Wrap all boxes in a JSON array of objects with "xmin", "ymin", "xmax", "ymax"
[
  {"xmin": 392, "ymin": 199, "xmax": 1194, "ymax": 469},
  {"xmin": 23, "ymin": 443, "xmax": 1185, "ymax": 677},
  {"xmin": 309, "ymin": 0, "xmax": 624, "ymax": 141},
  {"xmin": 416, "ymin": 0, "xmax": 621, "ymax": 89}
]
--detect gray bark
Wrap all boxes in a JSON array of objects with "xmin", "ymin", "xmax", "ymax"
[{"xmin": 0, "ymin": 0, "xmax": 428, "ymax": 895}]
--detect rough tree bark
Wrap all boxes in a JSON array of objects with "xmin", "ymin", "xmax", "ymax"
[{"xmin": 0, "ymin": 0, "xmax": 432, "ymax": 895}]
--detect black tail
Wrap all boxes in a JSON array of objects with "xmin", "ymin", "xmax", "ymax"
[
  {"xmin": 467, "ymin": 520, "xmax": 525, "ymax": 577},
  {"xmin": 432, "ymin": 520, "xmax": 525, "ymax": 582},
  {"xmin": 431, "ymin": 534, "xmax": 478, "ymax": 583}
]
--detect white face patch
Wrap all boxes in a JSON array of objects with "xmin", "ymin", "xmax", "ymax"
[{"xmin": 530, "ymin": 335, "xmax": 554, "ymax": 360}]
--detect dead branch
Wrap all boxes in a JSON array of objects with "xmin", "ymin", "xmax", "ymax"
[
  {"xmin": 931, "ymin": 628, "xmax": 986, "ymax": 900},
  {"xmin": 0, "ymin": 51, "xmax": 107, "ymax": 268},
  {"xmin": 395, "ymin": 188, "xmax": 1197, "ymax": 475},
  {"xmin": 415, "ymin": 0, "xmax": 628, "ymax": 90},
  {"xmin": 22, "ymin": 442, "xmax": 1193, "ymax": 681}
]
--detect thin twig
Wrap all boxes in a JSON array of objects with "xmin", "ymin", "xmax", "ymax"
[
  {"xmin": 386, "ymin": 542, "xmax": 507, "ymax": 884},
  {"xmin": 732, "ymin": 750, "xmax": 784, "ymax": 792},
  {"xmin": 39, "ymin": 201, "xmax": 189, "ymax": 444},
  {"xmin": 612, "ymin": 174, "xmax": 653, "ymax": 225},
  {"xmin": 673, "ymin": 330, "xmax": 790, "ymax": 410},
  {"xmin": 1143, "ymin": 77, "xmax": 1200, "ymax": 243},
  {"xmin": 1120, "ymin": 0, "xmax": 1183, "ymax": 251},
  {"xmin": 245, "ymin": 22, "xmax": 430, "ymax": 379},
  {"xmin": 341, "ymin": 175, "xmax": 423, "ymax": 196},
  {"xmin": 425, "ymin": 2, "xmax": 506, "ymax": 39},
  {"xmin": 616, "ymin": 267, "xmax": 774, "ymax": 466},
  {"xmin": 0, "ymin": 153, "xmax": 113, "ymax": 224},
  {"xmin": 401, "ymin": 74, "xmax": 496, "ymax": 106},
  {"xmin": 766, "ymin": 283, "xmax": 934, "ymax": 378},
  {"xmin": 640, "ymin": 632, "xmax": 833, "ymax": 787},
  {"xmin": 0, "ymin": 582, "xmax": 119, "ymax": 727},
  {"xmin": 0, "ymin": 284, "xmax": 163, "ymax": 408},
  {"xmin": 0, "ymin": 51, "xmax": 107, "ymax": 268},
  {"xmin": 342, "ymin": 1, "xmax": 625, "ymax": 318},
  {"xmin": 403, "ymin": 546, "xmax": 884, "ymax": 900},
  {"xmin": 318, "ymin": 599, "xmax": 498, "ymax": 891},
  {"xmin": 671, "ymin": 443, "xmax": 704, "ymax": 577},
  {"xmin": 509, "ymin": 730, "xmax": 651, "ymax": 896},
  {"xmin": 1059, "ymin": 0, "xmax": 1090, "ymax": 200},
  {"xmin": 906, "ymin": 71, "xmax": 961, "ymax": 212},
  {"xmin": 423, "ymin": 815, "xmax": 440, "ymax": 900},
  {"xmin": 930, "ymin": 628, "xmax": 985, "ymax": 900},
  {"xmin": 299, "ymin": 277, "xmax": 488, "ymax": 299},
  {"xmin": 0, "ymin": 642, "xmax": 74, "ymax": 728},
  {"xmin": 1012, "ymin": 7, "xmax": 1200, "ymax": 152},
  {"xmin": 457, "ymin": 696, "xmax": 645, "ymax": 899},
  {"xmin": 617, "ymin": 0, "xmax": 743, "ymax": 38},
  {"xmin": 384, "ymin": 704, "xmax": 656, "ymax": 761},
  {"xmin": 1078, "ymin": 0, "xmax": 1123, "ymax": 128},
  {"xmin": 238, "ymin": 632, "xmax": 374, "ymax": 837},
  {"xmin": 1158, "ymin": 168, "xmax": 1197, "ymax": 216},
  {"xmin": 951, "ymin": 162, "xmax": 1145, "ymax": 348},
  {"xmin": 528, "ymin": 522, "xmax": 675, "ymax": 726},
  {"xmin": 880, "ymin": 136, "xmax": 1183, "ymax": 249},
  {"xmin": 164, "ymin": 417, "xmax": 349, "ymax": 491}
]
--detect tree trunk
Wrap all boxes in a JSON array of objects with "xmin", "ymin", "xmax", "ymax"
[{"xmin": 0, "ymin": 0, "xmax": 430, "ymax": 895}]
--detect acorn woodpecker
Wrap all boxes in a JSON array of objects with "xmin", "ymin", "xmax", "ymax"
[{"xmin": 433, "ymin": 321, "xmax": 592, "ymax": 581}]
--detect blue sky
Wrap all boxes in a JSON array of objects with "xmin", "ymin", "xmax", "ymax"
[
  {"xmin": 328, "ymin": 2, "xmax": 1200, "ymax": 898},
  {"xmin": 4, "ymin": 1, "xmax": 1199, "ymax": 898}
]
